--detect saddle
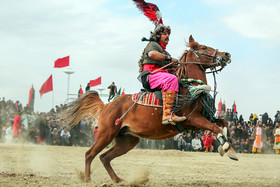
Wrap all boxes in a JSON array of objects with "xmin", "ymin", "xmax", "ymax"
[{"xmin": 132, "ymin": 90, "xmax": 162, "ymax": 107}]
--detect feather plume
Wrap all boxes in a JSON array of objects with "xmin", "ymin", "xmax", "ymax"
[{"xmin": 133, "ymin": 0, "xmax": 162, "ymax": 25}]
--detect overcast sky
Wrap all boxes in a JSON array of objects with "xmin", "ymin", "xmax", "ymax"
[{"xmin": 1, "ymin": 0, "xmax": 280, "ymax": 120}]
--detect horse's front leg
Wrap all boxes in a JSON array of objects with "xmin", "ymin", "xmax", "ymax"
[
  {"xmin": 188, "ymin": 114, "xmax": 238, "ymax": 161},
  {"xmin": 214, "ymin": 118, "xmax": 234, "ymax": 147},
  {"xmin": 214, "ymin": 118, "xmax": 228, "ymax": 128}
]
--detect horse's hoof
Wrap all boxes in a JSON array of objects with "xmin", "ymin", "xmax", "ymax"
[
  {"xmin": 218, "ymin": 145, "xmax": 225, "ymax": 157},
  {"xmin": 113, "ymin": 178, "xmax": 125, "ymax": 183},
  {"xmin": 85, "ymin": 178, "xmax": 92, "ymax": 183},
  {"xmin": 227, "ymin": 151, "xmax": 238, "ymax": 161}
]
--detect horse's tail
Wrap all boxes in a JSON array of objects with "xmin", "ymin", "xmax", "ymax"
[{"xmin": 65, "ymin": 91, "xmax": 105, "ymax": 127}]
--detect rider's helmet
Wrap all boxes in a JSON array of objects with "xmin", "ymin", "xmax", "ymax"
[{"xmin": 151, "ymin": 24, "xmax": 171, "ymax": 41}]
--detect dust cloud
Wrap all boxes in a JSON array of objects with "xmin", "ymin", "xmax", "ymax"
[{"xmin": 0, "ymin": 144, "xmax": 280, "ymax": 187}]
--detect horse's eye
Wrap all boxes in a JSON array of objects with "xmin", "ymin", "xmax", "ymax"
[{"xmin": 202, "ymin": 46, "xmax": 207, "ymax": 50}]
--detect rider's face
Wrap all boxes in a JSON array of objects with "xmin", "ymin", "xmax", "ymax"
[{"xmin": 160, "ymin": 32, "xmax": 169, "ymax": 45}]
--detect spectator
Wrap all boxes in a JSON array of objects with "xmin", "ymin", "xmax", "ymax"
[
  {"xmin": 50, "ymin": 128, "xmax": 60, "ymax": 145},
  {"xmin": 174, "ymin": 134, "xmax": 187, "ymax": 151},
  {"xmin": 252, "ymin": 114, "xmax": 258, "ymax": 125},
  {"xmin": 5, "ymin": 122, "xmax": 13, "ymax": 143},
  {"xmin": 233, "ymin": 139, "xmax": 241, "ymax": 153},
  {"xmin": 83, "ymin": 118, "xmax": 93, "ymax": 146},
  {"xmin": 13, "ymin": 112, "xmax": 22, "ymax": 139},
  {"xmin": 191, "ymin": 135, "xmax": 202, "ymax": 151},
  {"xmin": 60, "ymin": 127, "xmax": 71, "ymax": 146},
  {"xmin": 242, "ymin": 125, "xmax": 249, "ymax": 140},
  {"xmin": 183, "ymin": 133, "xmax": 193, "ymax": 151},
  {"xmin": 249, "ymin": 113, "xmax": 253, "ymax": 123},
  {"xmin": 78, "ymin": 84, "xmax": 83, "ymax": 98},
  {"xmin": 29, "ymin": 127, "xmax": 38, "ymax": 143},
  {"xmin": 252, "ymin": 121, "xmax": 267, "ymax": 153},
  {"xmin": 225, "ymin": 109, "xmax": 229, "ymax": 121},
  {"xmin": 239, "ymin": 115, "xmax": 244, "ymax": 124},
  {"xmin": 228, "ymin": 109, "xmax": 233, "ymax": 122},
  {"xmin": 85, "ymin": 82, "xmax": 90, "ymax": 92},
  {"xmin": 232, "ymin": 112, "xmax": 238, "ymax": 124},
  {"xmin": 268, "ymin": 120, "xmax": 274, "ymax": 128},
  {"xmin": 71, "ymin": 122, "xmax": 82, "ymax": 146},
  {"xmin": 203, "ymin": 131, "xmax": 213, "ymax": 152},
  {"xmin": 273, "ymin": 122, "xmax": 280, "ymax": 154},
  {"xmin": 36, "ymin": 114, "xmax": 48, "ymax": 144},
  {"xmin": 243, "ymin": 139, "xmax": 250, "ymax": 153},
  {"xmin": 21, "ymin": 112, "xmax": 29, "ymax": 131},
  {"xmin": 274, "ymin": 111, "xmax": 280, "ymax": 125},
  {"xmin": 235, "ymin": 123, "xmax": 243, "ymax": 139},
  {"xmin": 107, "ymin": 82, "xmax": 117, "ymax": 102},
  {"xmin": 265, "ymin": 126, "xmax": 273, "ymax": 140},
  {"xmin": 262, "ymin": 112, "xmax": 269, "ymax": 125}
]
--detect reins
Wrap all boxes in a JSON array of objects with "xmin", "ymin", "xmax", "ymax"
[{"xmin": 174, "ymin": 47, "xmax": 226, "ymax": 116}]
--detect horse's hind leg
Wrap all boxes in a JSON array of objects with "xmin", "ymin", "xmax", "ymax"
[
  {"xmin": 100, "ymin": 134, "xmax": 140, "ymax": 183},
  {"xmin": 84, "ymin": 131, "xmax": 118, "ymax": 183}
]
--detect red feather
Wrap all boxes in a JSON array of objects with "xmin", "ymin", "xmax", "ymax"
[{"xmin": 133, "ymin": 0, "xmax": 162, "ymax": 25}]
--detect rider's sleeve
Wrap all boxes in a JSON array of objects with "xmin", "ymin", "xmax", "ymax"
[{"xmin": 145, "ymin": 42, "xmax": 162, "ymax": 54}]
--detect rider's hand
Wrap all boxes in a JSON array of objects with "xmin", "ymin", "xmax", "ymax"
[{"xmin": 171, "ymin": 58, "xmax": 178, "ymax": 64}]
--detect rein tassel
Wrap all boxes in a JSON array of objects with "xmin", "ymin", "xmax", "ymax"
[{"xmin": 115, "ymin": 118, "xmax": 122, "ymax": 125}]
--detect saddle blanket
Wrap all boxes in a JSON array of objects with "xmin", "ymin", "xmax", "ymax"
[{"xmin": 132, "ymin": 92, "xmax": 162, "ymax": 107}]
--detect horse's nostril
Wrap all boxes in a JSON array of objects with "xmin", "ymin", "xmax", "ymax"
[{"xmin": 225, "ymin": 53, "xmax": 231, "ymax": 58}]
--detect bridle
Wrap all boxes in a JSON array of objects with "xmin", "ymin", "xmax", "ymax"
[
  {"xmin": 178, "ymin": 47, "xmax": 230, "ymax": 101},
  {"xmin": 178, "ymin": 48, "xmax": 230, "ymax": 74}
]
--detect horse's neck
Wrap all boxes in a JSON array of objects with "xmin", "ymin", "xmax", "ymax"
[{"xmin": 186, "ymin": 56, "xmax": 207, "ymax": 85}]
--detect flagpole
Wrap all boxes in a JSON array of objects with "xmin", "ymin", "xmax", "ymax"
[
  {"xmin": 52, "ymin": 88, "xmax": 54, "ymax": 109},
  {"xmin": 63, "ymin": 68, "xmax": 75, "ymax": 103}
]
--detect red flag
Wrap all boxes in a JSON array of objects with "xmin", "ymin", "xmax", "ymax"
[
  {"xmin": 90, "ymin": 77, "xmax": 101, "ymax": 87},
  {"xmin": 28, "ymin": 86, "xmax": 34, "ymax": 107},
  {"xmin": 39, "ymin": 75, "xmax": 53, "ymax": 98},
  {"xmin": 28, "ymin": 85, "xmax": 35, "ymax": 111},
  {"xmin": 218, "ymin": 100, "xmax": 222, "ymax": 116},
  {"xmin": 54, "ymin": 56, "xmax": 69, "ymax": 68}
]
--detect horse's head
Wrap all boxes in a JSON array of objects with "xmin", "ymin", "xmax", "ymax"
[{"xmin": 186, "ymin": 35, "xmax": 231, "ymax": 69}]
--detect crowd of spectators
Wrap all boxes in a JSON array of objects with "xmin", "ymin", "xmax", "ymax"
[
  {"xmin": 138, "ymin": 109, "xmax": 280, "ymax": 154},
  {"xmin": 168, "ymin": 109, "xmax": 280, "ymax": 154},
  {"xmin": 0, "ymin": 97, "xmax": 98, "ymax": 147},
  {"xmin": 1, "ymin": 97, "xmax": 279, "ymax": 154}
]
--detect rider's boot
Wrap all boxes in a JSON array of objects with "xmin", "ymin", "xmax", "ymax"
[{"xmin": 162, "ymin": 90, "xmax": 186, "ymax": 125}]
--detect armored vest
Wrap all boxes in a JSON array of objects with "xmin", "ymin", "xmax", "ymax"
[{"xmin": 143, "ymin": 41, "xmax": 170, "ymax": 67}]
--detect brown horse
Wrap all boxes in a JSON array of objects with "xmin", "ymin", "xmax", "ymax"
[{"xmin": 66, "ymin": 35, "xmax": 237, "ymax": 183}]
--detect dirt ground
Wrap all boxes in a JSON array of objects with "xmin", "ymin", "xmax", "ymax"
[{"xmin": 0, "ymin": 143, "xmax": 279, "ymax": 187}]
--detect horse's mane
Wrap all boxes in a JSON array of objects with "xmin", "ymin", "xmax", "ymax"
[
  {"xmin": 175, "ymin": 41, "xmax": 199, "ymax": 79},
  {"xmin": 175, "ymin": 50, "xmax": 189, "ymax": 79}
]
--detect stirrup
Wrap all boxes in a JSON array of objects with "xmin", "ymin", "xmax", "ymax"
[
  {"xmin": 170, "ymin": 112, "xmax": 187, "ymax": 122},
  {"xmin": 172, "ymin": 116, "xmax": 187, "ymax": 122},
  {"xmin": 162, "ymin": 116, "xmax": 176, "ymax": 125}
]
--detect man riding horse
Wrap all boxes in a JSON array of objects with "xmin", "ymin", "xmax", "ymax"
[
  {"xmin": 135, "ymin": 0, "xmax": 186, "ymax": 125},
  {"xmin": 65, "ymin": 1, "xmax": 238, "ymax": 183}
]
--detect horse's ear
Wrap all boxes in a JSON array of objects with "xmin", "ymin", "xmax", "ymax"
[{"xmin": 189, "ymin": 35, "xmax": 195, "ymax": 43}]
